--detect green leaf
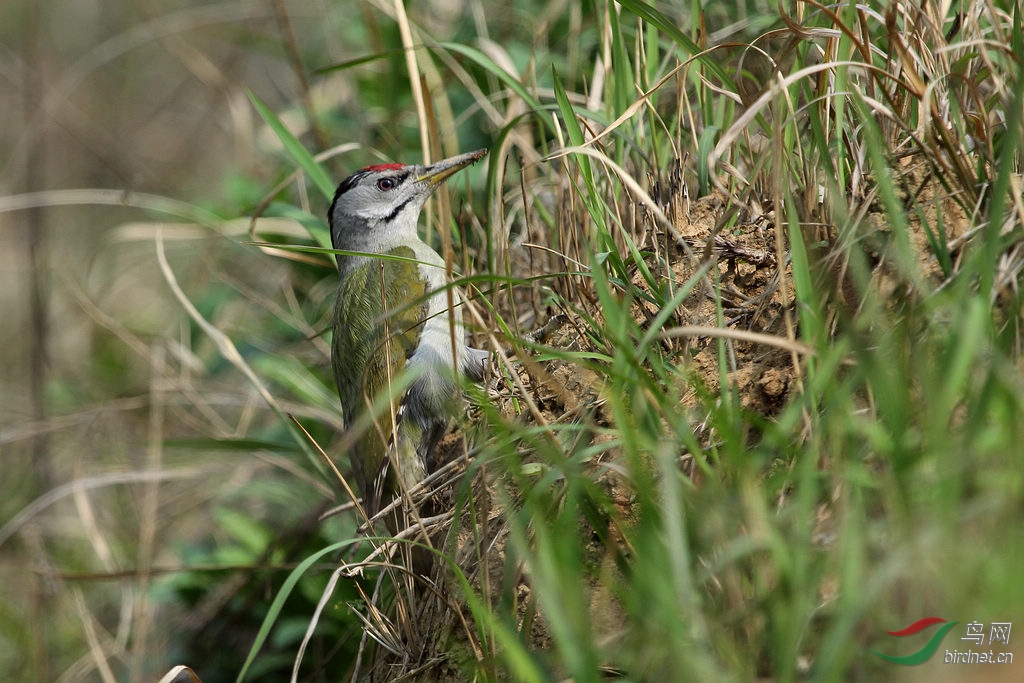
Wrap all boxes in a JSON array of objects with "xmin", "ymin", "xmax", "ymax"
[
  {"xmin": 214, "ymin": 508, "xmax": 271, "ymax": 557},
  {"xmin": 248, "ymin": 91, "xmax": 335, "ymax": 200},
  {"xmin": 440, "ymin": 43, "xmax": 549, "ymax": 127},
  {"xmin": 165, "ymin": 437, "xmax": 297, "ymax": 452},
  {"xmin": 615, "ymin": 0, "xmax": 731, "ymax": 85},
  {"xmin": 696, "ymin": 125, "xmax": 718, "ymax": 197},
  {"xmin": 236, "ymin": 540, "xmax": 356, "ymax": 682}
]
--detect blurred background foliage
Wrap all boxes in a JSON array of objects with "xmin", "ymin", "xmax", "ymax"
[{"xmin": 2, "ymin": 0, "xmax": 1023, "ymax": 682}]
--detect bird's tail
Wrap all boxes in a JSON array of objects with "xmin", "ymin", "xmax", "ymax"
[{"xmin": 362, "ymin": 411, "xmax": 444, "ymax": 529}]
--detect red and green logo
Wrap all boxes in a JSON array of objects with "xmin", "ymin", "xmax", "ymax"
[{"xmin": 869, "ymin": 617, "xmax": 959, "ymax": 665}]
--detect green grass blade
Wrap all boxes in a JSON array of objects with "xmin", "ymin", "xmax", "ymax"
[
  {"xmin": 236, "ymin": 540, "xmax": 356, "ymax": 682},
  {"xmin": 248, "ymin": 91, "xmax": 335, "ymax": 200}
]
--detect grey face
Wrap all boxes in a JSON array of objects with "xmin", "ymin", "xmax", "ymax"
[
  {"xmin": 329, "ymin": 164, "xmax": 425, "ymax": 251},
  {"xmin": 328, "ymin": 149, "xmax": 487, "ymax": 253}
]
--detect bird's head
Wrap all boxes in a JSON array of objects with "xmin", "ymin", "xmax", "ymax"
[{"xmin": 328, "ymin": 148, "xmax": 487, "ymax": 258}]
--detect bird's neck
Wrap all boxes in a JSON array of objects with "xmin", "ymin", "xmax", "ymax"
[
  {"xmin": 333, "ymin": 215, "xmax": 423, "ymax": 272},
  {"xmin": 335, "ymin": 233, "xmax": 443, "ymax": 281}
]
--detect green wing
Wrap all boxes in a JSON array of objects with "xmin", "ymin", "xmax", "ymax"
[{"xmin": 331, "ymin": 246, "xmax": 429, "ymax": 515}]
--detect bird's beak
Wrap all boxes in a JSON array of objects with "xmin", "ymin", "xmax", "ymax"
[{"xmin": 416, "ymin": 148, "xmax": 488, "ymax": 187}]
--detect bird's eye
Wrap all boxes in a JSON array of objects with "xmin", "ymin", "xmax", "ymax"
[{"xmin": 376, "ymin": 178, "xmax": 396, "ymax": 191}]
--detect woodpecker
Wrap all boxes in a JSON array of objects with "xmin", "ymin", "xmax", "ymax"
[{"xmin": 328, "ymin": 148, "xmax": 489, "ymax": 522}]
